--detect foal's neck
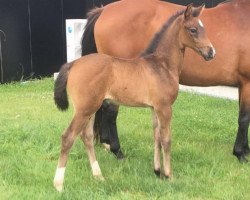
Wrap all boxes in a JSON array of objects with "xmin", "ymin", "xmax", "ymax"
[{"xmin": 154, "ymin": 16, "xmax": 185, "ymax": 75}]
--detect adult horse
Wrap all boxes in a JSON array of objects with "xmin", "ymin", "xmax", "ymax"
[
  {"xmin": 54, "ymin": 5, "xmax": 214, "ymax": 191},
  {"xmin": 81, "ymin": 0, "xmax": 250, "ymax": 162}
]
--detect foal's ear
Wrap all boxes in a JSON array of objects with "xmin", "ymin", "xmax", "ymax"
[
  {"xmin": 192, "ymin": 4, "xmax": 205, "ymax": 17},
  {"xmin": 184, "ymin": 3, "xmax": 193, "ymax": 20}
]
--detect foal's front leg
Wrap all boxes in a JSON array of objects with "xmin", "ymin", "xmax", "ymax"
[
  {"xmin": 152, "ymin": 111, "xmax": 161, "ymax": 177},
  {"xmin": 155, "ymin": 106, "xmax": 172, "ymax": 179}
]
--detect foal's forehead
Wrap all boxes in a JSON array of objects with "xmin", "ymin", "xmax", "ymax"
[
  {"xmin": 186, "ymin": 17, "xmax": 205, "ymax": 28},
  {"xmin": 198, "ymin": 19, "xmax": 204, "ymax": 27}
]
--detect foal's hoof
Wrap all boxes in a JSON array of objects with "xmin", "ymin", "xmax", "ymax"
[
  {"xmin": 162, "ymin": 174, "xmax": 173, "ymax": 181},
  {"xmin": 154, "ymin": 169, "xmax": 161, "ymax": 178},
  {"xmin": 53, "ymin": 181, "xmax": 63, "ymax": 192},
  {"xmin": 154, "ymin": 169, "xmax": 173, "ymax": 181},
  {"xmin": 94, "ymin": 174, "xmax": 105, "ymax": 181}
]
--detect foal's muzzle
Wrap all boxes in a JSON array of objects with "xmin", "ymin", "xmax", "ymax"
[{"xmin": 201, "ymin": 46, "xmax": 216, "ymax": 61}]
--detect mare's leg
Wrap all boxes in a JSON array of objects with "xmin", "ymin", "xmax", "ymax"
[
  {"xmin": 80, "ymin": 115, "xmax": 104, "ymax": 180},
  {"xmin": 53, "ymin": 113, "xmax": 88, "ymax": 192},
  {"xmin": 233, "ymin": 83, "xmax": 250, "ymax": 162},
  {"xmin": 102, "ymin": 102, "xmax": 124, "ymax": 159},
  {"xmin": 155, "ymin": 106, "xmax": 172, "ymax": 179},
  {"xmin": 152, "ymin": 110, "xmax": 161, "ymax": 177},
  {"xmin": 99, "ymin": 102, "xmax": 110, "ymax": 145}
]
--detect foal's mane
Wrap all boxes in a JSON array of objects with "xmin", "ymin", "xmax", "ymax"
[{"xmin": 141, "ymin": 9, "xmax": 185, "ymax": 57}]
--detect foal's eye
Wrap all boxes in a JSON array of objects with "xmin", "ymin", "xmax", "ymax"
[{"xmin": 189, "ymin": 28, "xmax": 197, "ymax": 34}]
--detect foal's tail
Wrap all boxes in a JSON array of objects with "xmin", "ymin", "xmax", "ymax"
[
  {"xmin": 54, "ymin": 62, "xmax": 73, "ymax": 111},
  {"xmin": 81, "ymin": 7, "xmax": 103, "ymax": 56},
  {"xmin": 81, "ymin": 7, "xmax": 103, "ymax": 140}
]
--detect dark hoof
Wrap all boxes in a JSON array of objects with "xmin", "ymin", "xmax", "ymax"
[
  {"xmin": 234, "ymin": 149, "xmax": 249, "ymax": 163},
  {"xmin": 244, "ymin": 147, "xmax": 250, "ymax": 156},
  {"xmin": 238, "ymin": 155, "xmax": 249, "ymax": 163},
  {"xmin": 112, "ymin": 149, "xmax": 125, "ymax": 160},
  {"xmin": 154, "ymin": 169, "xmax": 161, "ymax": 178},
  {"xmin": 162, "ymin": 175, "xmax": 171, "ymax": 180},
  {"xmin": 154, "ymin": 169, "xmax": 172, "ymax": 180}
]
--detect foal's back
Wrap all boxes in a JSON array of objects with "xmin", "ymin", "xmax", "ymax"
[{"xmin": 68, "ymin": 54, "xmax": 176, "ymax": 109}]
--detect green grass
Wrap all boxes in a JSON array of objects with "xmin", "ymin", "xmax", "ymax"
[{"xmin": 0, "ymin": 78, "xmax": 249, "ymax": 200}]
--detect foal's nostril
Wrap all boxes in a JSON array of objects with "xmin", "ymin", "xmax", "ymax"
[
  {"xmin": 209, "ymin": 49, "xmax": 213, "ymax": 57},
  {"xmin": 203, "ymin": 47, "xmax": 216, "ymax": 61},
  {"xmin": 208, "ymin": 47, "xmax": 216, "ymax": 58}
]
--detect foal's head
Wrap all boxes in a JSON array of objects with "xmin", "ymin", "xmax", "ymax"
[{"xmin": 180, "ymin": 4, "xmax": 215, "ymax": 61}]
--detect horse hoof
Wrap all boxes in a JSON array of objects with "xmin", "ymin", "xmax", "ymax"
[
  {"xmin": 154, "ymin": 169, "xmax": 161, "ymax": 178},
  {"xmin": 162, "ymin": 174, "xmax": 173, "ymax": 181},
  {"xmin": 116, "ymin": 150, "xmax": 125, "ymax": 160},
  {"xmin": 54, "ymin": 181, "xmax": 63, "ymax": 192},
  {"xmin": 238, "ymin": 155, "xmax": 249, "ymax": 163},
  {"xmin": 244, "ymin": 148, "xmax": 250, "ymax": 156},
  {"xmin": 53, "ymin": 167, "xmax": 65, "ymax": 192},
  {"xmin": 154, "ymin": 169, "xmax": 173, "ymax": 180},
  {"xmin": 233, "ymin": 149, "xmax": 249, "ymax": 162},
  {"xmin": 112, "ymin": 149, "xmax": 125, "ymax": 160},
  {"xmin": 94, "ymin": 174, "xmax": 105, "ymax": 181}
]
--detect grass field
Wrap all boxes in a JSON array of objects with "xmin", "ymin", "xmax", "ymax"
[{"xmin": 0, "ymin": 78, "xmax": 249, "ymax": 200}]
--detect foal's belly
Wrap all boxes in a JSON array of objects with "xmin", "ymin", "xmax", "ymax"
[{"xmin": 105, "ymin": 86, "xmax": 152, "ymax": 108}]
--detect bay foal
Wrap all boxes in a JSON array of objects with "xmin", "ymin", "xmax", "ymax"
[{"xmin": 53, "ymin": 5, "xmax": 215, "ymax": 192}]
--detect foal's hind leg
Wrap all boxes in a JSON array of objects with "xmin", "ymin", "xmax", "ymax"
[
  {"xmin": 54, "ymin": 114, "xmax": 88, "ymax": 192},
  {"xmin": 80, "ymin": 115, "xmax": 104, "ymax": 180},
  {"xmin": 233, "ymin": 83, "xmax": 250, "ymax": 162},
  {"xmin": 155, "ymin": 106, "xmax": 172, "ymax": 179},
  {"xmin": 152, "ymin": 110, "xmax": 161, "ymax": 177}
]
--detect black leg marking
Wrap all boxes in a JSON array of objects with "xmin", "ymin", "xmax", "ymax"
[
  {"xmin": 233, "ymin": 110, "xmax": 250, "ymax": 162},
  {"xmin": 102, "ymin": 102, "xmax": 124, "ymax": 159},
  {"xmin": 100, "ymin": 101, "xmax": 112, "ymax": 145}
]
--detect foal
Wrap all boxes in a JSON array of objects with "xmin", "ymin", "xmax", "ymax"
[{"xmin": 53, "ymin": 5, "xmax": 215, "ymax": 191}]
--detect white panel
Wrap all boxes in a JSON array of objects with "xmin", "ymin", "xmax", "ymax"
[{"xmin": 66, "ymin": 19, "xmax": 87, "ymax": 62}]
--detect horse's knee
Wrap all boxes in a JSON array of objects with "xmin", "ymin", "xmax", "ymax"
[{"xmin": 161, "ymin": 137, "xmax": 171, "ymax": 151}]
